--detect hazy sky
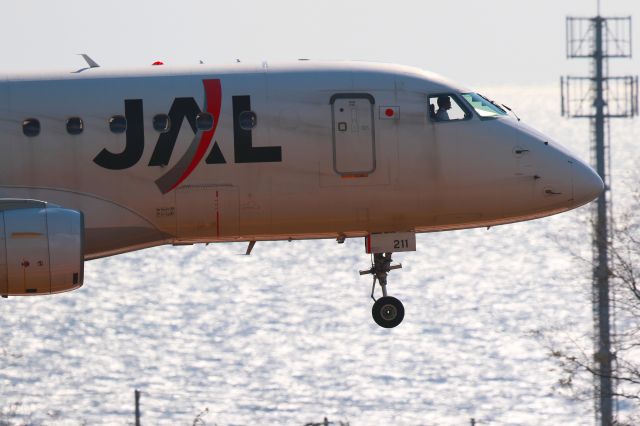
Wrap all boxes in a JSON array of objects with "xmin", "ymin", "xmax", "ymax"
[{"xmin": 1, "ymin": 0, "xmax": 639, "ymax": 86}]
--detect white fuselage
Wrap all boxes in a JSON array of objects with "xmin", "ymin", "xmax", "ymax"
[{"xmin": 0, "ymin": 61, "xmax": 602, "ymax": 259}]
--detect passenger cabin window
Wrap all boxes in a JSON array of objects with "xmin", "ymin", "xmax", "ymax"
[
  {"xmin": 428, "ymin": 95, "xmax": 470, "ymax": 122},
  {"xmin": 109, "ymin": 115, "xmax": 127, "ymax": 133},
  {"xmin": 153, "ymin": 114, "xmax": 171, "ymax": 133},
  {"xmin": 196, "ymin": 112, "xmax": 214, "ymax": 131},
  {"xmin": 22, "ymin": 118, "xmax": 40, "ymax": 137},
  {"xmin": 239, "ymin": 111, "xmax": 257, "ymax": 130},
  {"xmin": 461, "ymin": 93, "xmax": 508, "ymax": 118},
  {"xmin": 66, "ymin": 117, "xmax": 84, "ymax": 135}
]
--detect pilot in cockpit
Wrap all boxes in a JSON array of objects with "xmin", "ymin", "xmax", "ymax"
[{"xmin": 436, "ymin": 95, "xmax": 451, "ymax": 121}]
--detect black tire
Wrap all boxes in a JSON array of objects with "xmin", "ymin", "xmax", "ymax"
[{"xmin": 372, "ymin": 296, "xmax": 405, "ymax": 328}]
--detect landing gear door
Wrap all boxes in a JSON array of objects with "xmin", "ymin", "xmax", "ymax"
[
  {"xmin": 331, "ymin": 94, "xmax": 376, "ymax": 176},
  {"xmin": 365, "ymin": 232, "xmax": 417, "ymax": 254}
]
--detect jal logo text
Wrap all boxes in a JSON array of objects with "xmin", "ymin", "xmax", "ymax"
[{"xmin": 93, "ymin": 79, "xmax": 281, "ymax": 194}]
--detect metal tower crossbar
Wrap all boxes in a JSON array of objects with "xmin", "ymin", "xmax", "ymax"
[
  {"xmin": 566, "ymin": 17, "xmax": 632, "ymax": 58},
  {"xmin": 561, "ymin": 75, "xmax": 638, "ymax": 118}
]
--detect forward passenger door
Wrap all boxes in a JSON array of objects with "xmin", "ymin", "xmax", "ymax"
[{"xmin": 330, "ymin": 94, "xmax": 376, "ymax": 176}]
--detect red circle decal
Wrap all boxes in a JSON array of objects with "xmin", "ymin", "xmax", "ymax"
[{"xmin": 385, "ymin": 108, "xmax": 394, "ymax": 117}]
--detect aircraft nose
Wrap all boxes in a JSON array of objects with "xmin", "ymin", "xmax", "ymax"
[{"xmin": 572, "ymin": 160, "xmax": 604, "ymax": 206}]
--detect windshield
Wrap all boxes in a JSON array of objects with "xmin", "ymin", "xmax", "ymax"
[{"xmin": 461, "ymin": 93, "xmax": 507, "ymax": 118}]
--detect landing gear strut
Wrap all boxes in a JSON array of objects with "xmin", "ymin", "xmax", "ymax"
[{"xmin": 360, "ymin": 252, "xmax": 405, "ymax": 328}]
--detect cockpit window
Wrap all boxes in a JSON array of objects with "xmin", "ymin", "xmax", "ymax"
[
  {"xmin": 461, "ymin": 93, "xmax": 507, "ymax": 118},
  {"xmin": 428, "ymin": 94, "xmax": 471, "ymax": 122}
]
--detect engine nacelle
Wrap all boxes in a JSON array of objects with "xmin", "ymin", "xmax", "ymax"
[{"xmin": 0, "ymin": 200, "xmax": 84, "ymax": 297}]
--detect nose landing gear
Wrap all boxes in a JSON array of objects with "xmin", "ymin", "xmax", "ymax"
[{"xmin": 360, "ymin": 252, "xmax": 405, "ymax": 328}]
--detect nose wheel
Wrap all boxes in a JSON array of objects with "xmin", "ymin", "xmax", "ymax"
[
  {"xmin": 360, "ymin": 252, "xmax": 405, "ymax": 328},
  {"xmin": 372, "ymin": 296, "xmax": 404, "ymax": 328}
]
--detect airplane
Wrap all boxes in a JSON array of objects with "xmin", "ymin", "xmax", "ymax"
[{"xmin": 0, "ymin": 58, "xmax": 603, "ymax": 328}]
